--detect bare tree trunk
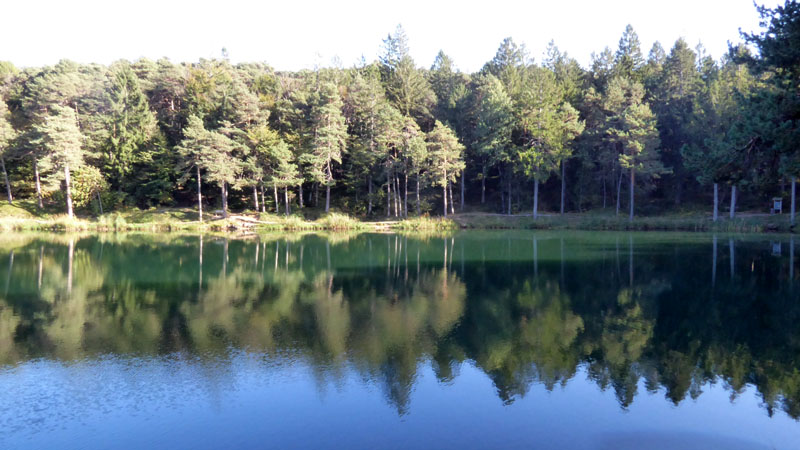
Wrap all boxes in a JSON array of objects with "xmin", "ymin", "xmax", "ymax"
[
  {"xmin": 448, "ymin": 181, "xmax": 455, "ymax": 215},
  {"xmin": 560, "ymin": 160, "xmax": 566, "ymax": 215},
  {"xmin": 274, "ymin": 183, "xmax": 279, "ymax": 214},
  {"xmin": 1, "ymin": 156, "xmax": 11, "ymax": 204},
  {"xmin": 299, "ymin": 182, "xmax": 304, "ymax": 208},
  {"xmin": 221, "ymin": 181, "xmax": 228, "ymax": 219},
  {"xmin": 730, "ymin": 185, "xmax": 736, "ymax": 219},
  {"xmin": 260, "ymin": 183, "xmax": 266, "ymax": 213},
  {"xmin": 443, "ymin": 183, "xmax": 448, "ymax": 217},
  {"xmin": 480, "ymin": 166, "xmax": 486, "ymax": 204},
  {"xmin": 404, "ymin": 173, "xmax": 408, "ymax": 217},
  {"xmin": 791, "ymin": 177, "xmax": 796, "ymax": 226},
  {"xmin": 34, "ymin": 159, "xmax": 43, "ymax": 209},
  {"xmin": 253, "ymin": 185, "xmax": 259, "ymax": 212},
  {"xmin": 507, "ymin": 171, "xmax": 512, "ymax": 215},
  {"xmin": 285, "ymin": 187, "xmax": 290, "ymax": 216},
  {"xmin": 96, "ymin": 192, "xmax": 103, "ymax": 215},
  {"xmin": 196, "ymin": 165, "xmax": 203, "ymax": 222},
  {"xmin": 460, "ymin": 169, "xmax": 465, "ymax": 211},
  {"xmin": 616, "ymin": 169, "xmax": 623, "ymax": 217},
  {"xmin": 367, "ymin": 175, "xmax": 373, "ymax": 215},
  {"xmin": 416, "ymin": 173, "xmax": 421, "ymax": 215},
  {"xmin": 713, "ymin": 183, "xmax": 719, "ymax": 222},
  {"xmin": 533, "ymin": 178, "xmax": 539, "ymax": 219},
  {"xmin": 64, "ymin": 163, "xmax": 74, "ymax": 219},
  {"xmin": 397, "ymin": 175, "xmax": 402, "ymax": 217},
  {"xmin": 386, "ymin": 181, "xmax": 391, "ymax": 217},
  {"xmin": 629, "ymin": 167, "xmax": 634, "ymax": 222},
  {"xmin": 602, "ymin": 174, "xmax": 607, "ymax": 209},
  {"xmin": 325, "ymin": 184, "xmax": 330, "ymax": 213}
]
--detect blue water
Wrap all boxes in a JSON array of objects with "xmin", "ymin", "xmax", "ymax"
[{"xmin": 0, "ymin": 231, "xmax": 798, "ymax": 449}]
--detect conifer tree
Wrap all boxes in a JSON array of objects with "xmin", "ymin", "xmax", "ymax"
[
  {"xmin": 306, "ymin": 82, "xmax": 347, "ymax": 213},
  {"xmin": 34, "ymin": 106, "xmax": 84, "ymax": 218},
  {"xmin": 101, "ymin": 65, "xmax": 157, "ymax": 193},
  {"xmin": 0, "ymin": 99, "xmax": 16, "ymax": 204},
  {"xmin": 427, "ymin": 121, "xmax": 465, "ymax": 216},
  {"xmin": 473, "ymin": 74, "xmax": 514, "ymax": 205},
  {"xmin": 176, "ymin": 115, "xmax": 242, "ymax": 220}
]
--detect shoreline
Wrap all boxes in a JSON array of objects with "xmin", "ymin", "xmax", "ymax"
[{"xmin": 0, "ymin": 208, "xmax": 795, "ymax": 234}]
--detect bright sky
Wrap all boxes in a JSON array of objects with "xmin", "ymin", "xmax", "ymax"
[{"xmin": 2, "ymin": 0, "xmax": 782, "ymax": 72}]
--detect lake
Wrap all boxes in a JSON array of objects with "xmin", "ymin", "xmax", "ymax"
[{"xmin": 0, "ymin": 231, "xmax": 798, "ymax": 449}]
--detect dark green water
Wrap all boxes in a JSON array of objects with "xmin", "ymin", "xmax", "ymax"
[{"xmin": 0, "ymin": 231, "xmax": 798, "ymax": 449}]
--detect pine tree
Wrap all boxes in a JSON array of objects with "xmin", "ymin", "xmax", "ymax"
[
  {"xmin": 614, "ymin": 25, "xmax": 645, "ymax": 80},
  {"xmin": 306, "ymin": 82, "xmax": 347, "ymax": 213},
  {"xmin": 607, "ymin": 83, "xmax": 667, "ymax": 221},
  {"xmin": 34, "ymin": 106, "xmax": 84, "ymax": 218},
  {"xmin": 654, "ymin": 38, "xmax": 702, "ymax": 205},
  {"xmin": 380, "ymin": 25, "xmax": 435, "ymax": 125},
  {"xmin": 473, "ymin": 74, "xmax": 514, "ymax": 205},
  {"xmin": 0, "ymin": 99, "xmax": 16, "ymax": 204},
  {"xmin": 176, "ymin": 115, "xmax": 242, "ymax": 220},
  {"xmin": 519, "ymin": 66, "xmax": 563, "ymax": 218},
  {"xmin": 427, "ymin": 121, "xmax": 465, "ymax": 216},
  {"xmin": 101, "ymin": 64, "xmax": 157, "ymax": 193},
  {"xmin": 742, "ymin": 0, "xmax": 800, "ymax": 225}
]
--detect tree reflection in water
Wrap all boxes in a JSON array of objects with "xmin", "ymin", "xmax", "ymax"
[{"xmin": 0, "ymin": 231, "xmax": 798, "ymax": 419}]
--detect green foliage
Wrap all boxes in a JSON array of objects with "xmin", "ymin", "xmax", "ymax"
[
  {"xmin": 100, "ymin": 64, "xmax": 157, "ymax": 190},
  {"xmin": 1, "ymin": 11, "xmax": 798, "ymax": 223}
]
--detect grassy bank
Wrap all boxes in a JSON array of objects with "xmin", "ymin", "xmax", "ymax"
[
  {"xmin": 452, "ymin": 211, "xmax": 796, "ymax": 233},
  {"xmin": 0, "ymin": 200, "xmax": 795, "ymax": 233}
]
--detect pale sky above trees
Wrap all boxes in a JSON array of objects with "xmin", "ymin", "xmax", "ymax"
[{"xmin": 2, "ymin": 0, "xmax": 781, "ymax": 71}]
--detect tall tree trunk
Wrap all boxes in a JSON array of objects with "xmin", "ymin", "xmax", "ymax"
[
  {"xmin": 560, "ymin": 160, "xmax": 566, "ymax": 215},
  {"xmin": 64, "ymin": 163, "xmax": 74, "ymax": 219},
  {"xmin": 196, "ymin": 165, "xmax": 203, "ymax": 222},
  {"xmin": 274, "ymin": 183, "xmax": 279, "ymax": 214},
  {"xmin": 602, "ymin": 174, "xmax": 607, "ymax": 209},
  {"xmin": 480, "ymin": 166, "xmax": 486, "ymax": 204},
  {"xmin": 325, "ymin": 184, "xmax": 330, "ymax": 213},
  {"xmin": 299, "ymin": 182, "xmax": 304, "ymax": 208},
  {"xmin": 460, "ymin": 169, "xmax": 465, "ymax": 211},
  {"xmin": 284, "ymin": 187, "xmax": 290, "ymax": 216},
  {"xmin": 713, "ymin": 183, "xmax": 719, "ymax": 222},
  {"xmin": 260, "ymin": 183, "xmax": 266, "ymax": 213},
  {"xmin": 96, "ymin": 192, "xmax": 103, "ymax": 215},
  {"xmin": 507, "ymin": 169, "xmax": 512, "ymax": 215},
  {"xmin": 404, "ymin": 173, "xmax": 408, "ymax": 217},
  {"xmin": 533, "ymin": 178, "xmax": 539, "ymax": 219},
  {"xmin": 615, "ymin": 169, "xmax": 623, "ymax": 217},
  {"xmin": 314, "ymin": 183, "xmax": 319, "ymax": 207},
  {"xmin": 730, "ymin": 185, "xmax": 736, "ymax": 219},
  {"xmin": 396, "ymin": 175, "xmax": 402, "ymax": 217},
  {"xmin": 221, "ymin": 181, "xmax": 228, "ymax": 219},
  {"xmin": 791, "ymin": 177, "xmax": 796, "ymax": 226},
  {"xmin": 1, "ymin": 156, "xmax": 11, "ymax": 204},
  {"xmin": 386, "ymin": 181, "xmax": 391, "ymax": 217},
  {"xmin": 628, "ymin": 167, "xmax": 634, "ymax": 222},
  {"xmin": 34, "ymin": 159, "xmax": 43, "ymax": 209},
  {"xmin": 253, "ymin": 185, "xmax": 259, "ymax": 212},
  {"xmin": 448, "ymin": 181, "xmax": 455, "ymax": 215},
  {"xmin": 443, "ymin": 183, "xmax": 448, "ymax": 217},
  {"xmin": 367, "ymin": 175, "xmax": 373, "ymax": 216},
  {"xmin": 416, "ymin": 173, "xmax": 421, "ymax": 216}
]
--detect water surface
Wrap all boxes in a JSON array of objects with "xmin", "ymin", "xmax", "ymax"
[{"xmin": 0, "ymin": 231, "xmax": 798, "ymax": 449}]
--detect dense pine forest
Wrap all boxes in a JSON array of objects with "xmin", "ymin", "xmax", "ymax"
[{"xmin": 0, "ymin": 2, "xmax": 799, "ymax": 223}]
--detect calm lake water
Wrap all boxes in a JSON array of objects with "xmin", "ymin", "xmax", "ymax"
[{"xmin": 0, "ymin": 231, "xmax": 798, "ymax": 449}]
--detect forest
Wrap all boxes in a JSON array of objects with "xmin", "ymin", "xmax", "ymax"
[{"xmin": 0, "ymin": 2, "xmax": 799, "ymax": 223}]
